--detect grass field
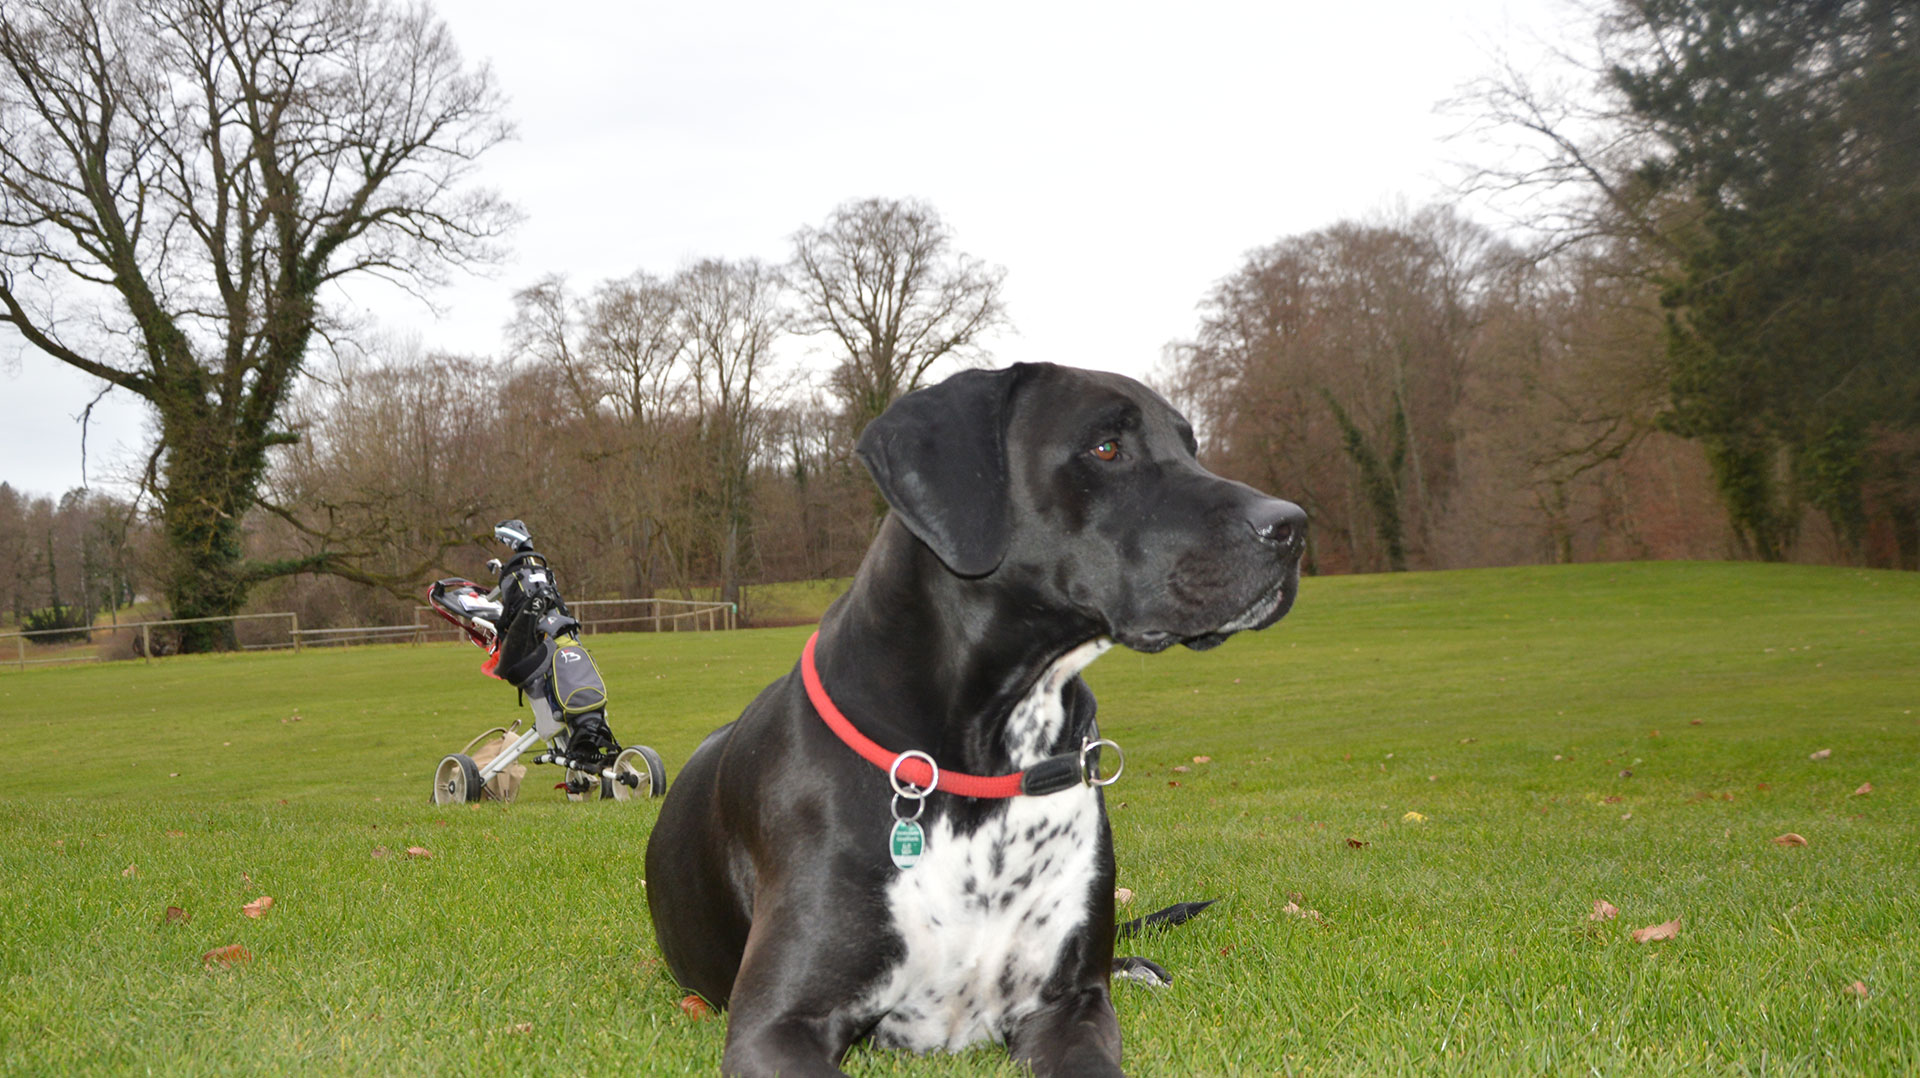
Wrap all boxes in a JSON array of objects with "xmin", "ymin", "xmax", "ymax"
[{"xmin": 2, "ymin": 561, "xmax": 1916, "ymax": 1075}]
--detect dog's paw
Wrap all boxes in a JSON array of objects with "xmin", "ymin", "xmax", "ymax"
[{"xmin": 1112, "ymin": 955, "xmax": 1173, "ymax": 988}]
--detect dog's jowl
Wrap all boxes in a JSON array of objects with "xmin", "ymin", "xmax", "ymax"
[{"xmin": 645, "ymin": 362, "xmax": 1306, "ymax": 1077}]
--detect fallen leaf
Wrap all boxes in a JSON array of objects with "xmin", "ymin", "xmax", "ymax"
[
  {"xmin": 509, "ymin": 1021, "xmax": 533, "ymax": 1034},
  {"xmin": 1281, "ymin": 900, "xmax": 1326, "ymax": 923},
  {"xmin": 1756, "ymin": 782, "xmax": 1772, "ymax": 791},
  {"xmin": 163, "ymin": 906, "xmax": 190, "ymax": 925},
  {"xmin": 1428, "ymin": 774, "xmax": 1438, "ymax": 782},
  {"xmin": 202, "ymin": 943, "xmax": 252, "ymax": 969},
  {"xmin": 241, "ymin": 896, "xmax": 274, "ymax": 919},
  {"xmin": 1853, "ymin": 782, "xmax": 1873, "ymax": 797},
  {"xmin": 1773, "ymin": 832, "xmax": 1809, "ymax": 847},
  {"xmin": 1650, "ymin": 730, "xmax": 1661, "ymax": 739},
  {"xmin": 1810, "ymin": 748, "xmax": 1831, "ymax": 761},
  {"xmin": 1192, "ymin": 755, "xmax": 1212, "ymax": 764},
  {"xmin": 1845, "ymin": 980, "xmax": 1870, "ymax": 999},
  {"xmin": 372, "ymin": 846, "xmax": 390, "ymax": 859},
  {"xmin": 1114, "ymin": 887, "xmax": 1135, "ymax": 906},
  {"xmin": 1171, "ymin": 765, "xmax": 1190, "ymax": 774},
  {"xmin": 405, "ymin": 846, "xmax": 432, "ymax": 859},
  {"xmin": 1166, "ymin": 781, "xmax": 1181, "ymax": 787},
  {"xmin": 121, "ymin": 864, "xmax": 137, "ymax": 878},
  {"xmin": 166, "ymin": 830, "xmax": 186, "ymax": 838},
  {"xmin": 1689, "ymin": 719, "xmax": 1702, "ymax": 725},
  {"xmin": 680, "ymin": 995, "xmax": 712, "ymax": 1020},
  {"xmin": 1402, "ymin": 811, "xmax": 1427, "ymax": 823},
  {"xmin": 1603, "ymin": 795, "xmax": 1623, "ymax": 804},
  {"xmin": 1345, "ymin": 838, "xmax": 1370, "ymax": 849},
  {"xmin": 1590, "ymin": 899, "xmax": 1619, "ymax": 922},
  {"xmin": 1618, "ymin": 769, "xmax": 1633, "ymax": 779},
  {"xmin": 1218, "ymin": 945, "xmax": 1235, "ymax": 956},
  {"xmin": 1631, "ymin": 918, "xmax": 1680, "ymax": 943}
]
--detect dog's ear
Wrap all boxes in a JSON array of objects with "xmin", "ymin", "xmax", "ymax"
[{"xmin": 856, "ymin": 366, "xmax": 1022, "ymax": 577}]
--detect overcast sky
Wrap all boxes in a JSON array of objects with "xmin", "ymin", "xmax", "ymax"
[{"xmin": 1, "ymin": 0, "xmax": 1572, "ymax": 500}]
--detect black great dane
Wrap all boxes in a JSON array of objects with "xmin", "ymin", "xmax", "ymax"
[{"xmin": 645, "ymin": 362, "xmax": 1307, "ymax": 1076}]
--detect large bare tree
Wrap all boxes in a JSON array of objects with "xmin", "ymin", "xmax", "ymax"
[
  {"xmin": 789, "ymin": 197, "xmax": 1007, "ymax": 440},
  {"xmin": 0, "ymin": 0, "xmax": 513, "ymax": 649}
]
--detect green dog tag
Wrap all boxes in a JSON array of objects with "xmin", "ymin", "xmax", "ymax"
[{"xmin": 889, "ymin": 818, "xmax": 926, "ymax": 869}]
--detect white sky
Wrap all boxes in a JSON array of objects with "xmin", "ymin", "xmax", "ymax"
[{"xmin": 0, "ymin": 0, "xmax": 1573, "ymax": 500}]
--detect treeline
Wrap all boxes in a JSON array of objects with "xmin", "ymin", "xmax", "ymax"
[
  {"xmin": 1161, "ymin": 0, "xmax": 1920, "ymax": 572},
  {"xmin": 246, "ymin": 197, "xmax": 1006, "ymax": 630},
  {"xmin": 0, "ymin": 485, "xmax": 142, "ymax": 635}
]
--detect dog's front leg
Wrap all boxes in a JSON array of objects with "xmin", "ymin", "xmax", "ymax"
[
  {"xmin": 1007, "ymin": 985, "xmax": 1124, "ymax": 1077},
  {"xmin": 719, "ymin": 899, "xmax": 871, "ymax": 1078}
]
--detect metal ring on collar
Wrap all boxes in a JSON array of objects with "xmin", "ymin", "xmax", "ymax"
[
  {"xmin": 1079, "ymin": 738, "xmax": 1125, "ymax": 787},
  {"xmin": 889, "ymin": 749, "xmax": 939, "ymax": 799}
]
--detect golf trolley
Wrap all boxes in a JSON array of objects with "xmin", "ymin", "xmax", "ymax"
[{"xmin": 426, "ymin": 519, "xmax": 668, "ymax": 805}]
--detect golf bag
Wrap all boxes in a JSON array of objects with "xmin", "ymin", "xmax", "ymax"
[{"xmin": 432, "ymin": 520, "xmax": 618, "ymax": 768}]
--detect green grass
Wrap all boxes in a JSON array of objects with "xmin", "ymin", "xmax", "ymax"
[{"xmin": 2, "ymin": 562, "xmax": 1916, "ymax": 1075}]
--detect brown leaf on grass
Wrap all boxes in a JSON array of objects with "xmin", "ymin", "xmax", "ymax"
[
  {"xmin": 241, "ymin": 896, "xmax": 274, "ymax": 918},
  {"xmin": 163, "ymin": 906, "xmax": 190, "ymax": 925},
  {"xmin": 372, "ymin": 846, "xmax": 390, "ymax": 859},
  {"xmin": 121, "ymin": 864, "xmax": 137, "ymax": 878},
  {"xmin": 1114, "ymin": 887, "xmax": 1134, "ymax": 906},
  {"xmin": 202, "ymin": 944, "xmax": 252, "ymax": 969},
  {"xmin": 1345, "ymin": 838, "xmax": 1370, "ymax": 849},
  {"xmin": 1631, "ymin": 918, "xmax": 1681, "ymax": 943},
  {"xmin": 1853, "ymin": 782, "xmax": 1873, "ymax": 797},
  {"xmin": 166, "ymin": 830, "xmax": 186, "ymax": 838},
  {"xmin": 1166, "ymin": 781, "xmax": 1182, "ymax": 787},
  {"xmin": 1603, "ymin": 795, "xmax": 1624, "ymax": 804},
  {"xmin": 1590, "ymin": 900, "xmax": 1620, "ymax": 922},
  {"xmin": 509, "ymin": 1021, "xmax": 533, "ymax": 1034},
  {"xmin": 1773, "ymin": 833, "xmax": 1809, "ymax": 847},
  {"xmin": 1689, "ymin": 719, "xmax": 1703, "ymax": 725},
  {"xmin": 1171, "ymin": 765, "xmax": 1190, "ymax": 774},
  {"xmin": 1845, "ymin": 980, "xmax": 1870, "ymax": 999},
  {"xmin": 1650, "ymin": 730, "xmax": 1661, "ymax": 739},
  {"xmin": 1280, "ymin": 900, "xmax": 1326, "ymax": 923},
  {"xmin": 405, "ymin": 846, "xmax": 432, "ymax": 859},
  {"xmin": 1618, "ymin": 770, "xmax": 1633, "ymax": 779},
  {"xmin": 679, "ymin": 995, "xmax": 712, "ymax": 1020},
  {"xmin": 1810, "ymin": 748, "xmax": 1832, "ymax": 761},
  {"xmin": 1192, "ymin": 755, "xmax": 1212, "ymax": 764}
]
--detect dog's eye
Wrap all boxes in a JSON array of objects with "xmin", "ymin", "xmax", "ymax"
[{"xmin": 1091, "ymin": 439, "xmax": 1120, "ymax": 462}]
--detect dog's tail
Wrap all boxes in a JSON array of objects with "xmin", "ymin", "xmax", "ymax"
[{"xmin": 1115, "ymin": 898, "xmax": 1217, "ymax": 940}]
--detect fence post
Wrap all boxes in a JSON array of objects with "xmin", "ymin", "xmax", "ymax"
[
  {"xmin": 290, "ymin": 611, "xmax": 301, "ymax": 653},
  {"xmin": 141, "ymin": 623, "xmax": 151, "ymax": 665}
]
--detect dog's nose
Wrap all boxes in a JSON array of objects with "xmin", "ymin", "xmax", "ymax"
[{"xmin": 1249, "ymin": 500, "xmax": 1307, "ymax": 550}]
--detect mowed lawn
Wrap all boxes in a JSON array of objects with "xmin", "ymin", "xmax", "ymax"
[{"xmin": 2, "ymin": 562, "xmax": 1916, "ymax": 1075}]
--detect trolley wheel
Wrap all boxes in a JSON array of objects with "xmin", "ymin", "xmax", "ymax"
[
  {"xmin": 432, "ymin": 753, "xmax": 483, "ymax": 804},
  {"xmin": 610, "ymin": 745, "xmax": 669, "ymax": 801},
  {"xmin": 563, "ymin": 768, "xmax": 600, "ymax": 802}
]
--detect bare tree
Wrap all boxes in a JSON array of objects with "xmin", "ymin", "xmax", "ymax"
[
  {"xmin": 0, "ymin": 0, "xmax": 513, "ymax": 649},
  {"xmin": 675, "ymin": 258, "xmax": 784, "ymax": 607},
  {"xmin": 790, "ymin": 197, "xmax": 1008, "ymax": 439}
]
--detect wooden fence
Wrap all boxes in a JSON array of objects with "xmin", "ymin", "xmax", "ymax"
[{"xmin": 0, "ymin": 598, "xmax": 736, "ymax": 671}]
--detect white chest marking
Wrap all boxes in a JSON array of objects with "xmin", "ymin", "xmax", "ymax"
[{"xmin": 863, "ymin": 639, "xmax": 1113, "ymax": 1053}]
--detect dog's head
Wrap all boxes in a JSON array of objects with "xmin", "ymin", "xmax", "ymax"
[{"xmin": 857, "ymin": 362, "xmax": 1306, "ymax": 652}]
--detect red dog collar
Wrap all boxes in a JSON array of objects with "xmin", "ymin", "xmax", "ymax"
[{"xmin": 800, "ymin": 631, "xmax": 1123, "ymax": 798}]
